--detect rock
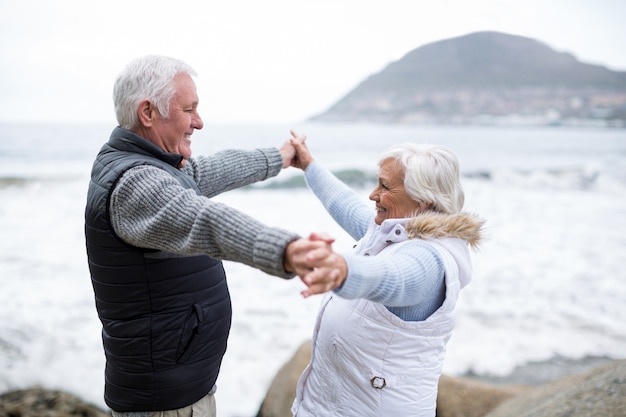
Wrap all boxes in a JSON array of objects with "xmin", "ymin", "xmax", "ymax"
[
  {"xmin": 436, "ymin": 375, "xmax": 528, "ymax": 417},
  {"xmin": 256, "ymin": 340, "xmax": 626, "ymax": 417},
  {"xmin": 0, "ymin": 387, "xmax": 111, "ymax": 417},
  {"xmin": 256, "ymin": 340, "xmax": 525, "ymax": 417},
  {"xmin": 483, "ymin": 359, "xmax": 626, "ymax": 417},
  {"xmin": 256, "ymin": 340, "xmax": 311, "ymax": 417}
]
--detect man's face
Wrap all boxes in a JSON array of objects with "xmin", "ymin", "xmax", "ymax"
[{"xmin": 151, "ymin": 73, "xmax": 203, "ymax": 166}]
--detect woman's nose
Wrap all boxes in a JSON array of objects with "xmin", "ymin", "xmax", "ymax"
[{"xmin": 369, "ymin": 188, "xmax": 378, "ymax": 201}]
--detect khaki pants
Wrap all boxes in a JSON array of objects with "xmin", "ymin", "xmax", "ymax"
[{"xmin": 149, "ymin": 393, "xmax": 216, "ymax": 417}]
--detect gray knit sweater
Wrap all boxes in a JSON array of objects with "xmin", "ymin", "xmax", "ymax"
[{"xmin": 109, "ymin": 147, "xmax": 299, "ymax": 279}]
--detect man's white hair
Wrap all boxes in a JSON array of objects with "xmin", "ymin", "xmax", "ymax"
[{"xmin": 113, "ymin": 55, "xmax": 197, "ymax": 130}]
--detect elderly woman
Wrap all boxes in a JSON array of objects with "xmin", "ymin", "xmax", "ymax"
[{"xmin": 289, "ymin": 132, "xmax": 484, "ymax": 417}]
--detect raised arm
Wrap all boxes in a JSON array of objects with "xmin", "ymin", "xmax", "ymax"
[{"xmin": 289, "ymin": 130, "xmax": 374, "ymax": 240}]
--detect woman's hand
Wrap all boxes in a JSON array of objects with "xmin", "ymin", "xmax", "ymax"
[
  {"xmin": 298, "ymin": 232, "xmax": 348, "ymax": 298},
  {"xmin": 289, "ymin": 130, "xmax": 314, "ymax": 171},
  {"xmin": 284, "ymin": 233, "xmax": 335, "ymax": 277},
  {"xmin": 283, "ymin": 232, "xmax": 347, "ymax": 298}
]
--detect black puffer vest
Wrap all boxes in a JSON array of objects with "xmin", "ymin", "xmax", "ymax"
[{"xmin": 85, "ymin": 127, "xmax": 232, "ymax": 412}]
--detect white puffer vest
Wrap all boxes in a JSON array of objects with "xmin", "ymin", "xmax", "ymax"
[{"xmin": 292, "ymin": 213, "xmax": 481, "ymax": 417}]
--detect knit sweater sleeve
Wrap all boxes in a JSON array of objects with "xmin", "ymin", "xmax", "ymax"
[
  {"xmin": 109, "ymin": 160, "xmax": 299, "ymax": 279},
  {"xmin": 337, "ymin": 242, "xmax": 446, "ymax": 321},
  {"xmin": 183, "ymin": 148, "xmax": 283, "ymax": 197},
  {"xmin": 304, "ymin": 161, "xmax": 374, "ymax": 240}
]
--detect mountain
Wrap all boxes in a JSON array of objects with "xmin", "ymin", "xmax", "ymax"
[{"xmin": 310, "ymin": 31, "xmax": 626, "ymax": 126}]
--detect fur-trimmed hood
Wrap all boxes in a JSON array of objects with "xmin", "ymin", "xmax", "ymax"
[
  {"xmin": 405, "ymin": 211, "xmax": 485, "ymax": 249},
  {"xmin": 353, "ymin": 211, "xmax": 485, "ymax": 290}
]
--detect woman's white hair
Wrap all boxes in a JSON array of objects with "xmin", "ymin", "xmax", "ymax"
[
  {"xmin": 113, "ymin": 55, "xmax": 197, "ymax": 130},
  {"xmin": 378, "ymin": 143, "xmax": 465, "ymax": 214}
]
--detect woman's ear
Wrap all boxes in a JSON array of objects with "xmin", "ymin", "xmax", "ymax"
[
  {"xmin": 137, "ymin": 99, "xmax": 155, "ymax": 127},
  {"xmin": 414, "ymin": 201, "xmax": 433, "ymax": 215}
]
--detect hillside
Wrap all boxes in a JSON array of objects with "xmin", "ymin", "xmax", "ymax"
[{"xmin": 311, "ymin": 31, "xmax": 626, "ymax": 126}]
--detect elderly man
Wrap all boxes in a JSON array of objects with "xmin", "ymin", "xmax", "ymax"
[{"xmin": 85, "ymin": 55, "xmax": 335, "ymax": 417}]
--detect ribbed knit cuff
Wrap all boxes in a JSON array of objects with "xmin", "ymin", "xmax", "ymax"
[
  {"xmin": 258, "ymin": 148, "xmax": 284, "ymax": 179},
  {"xmin": 253, "ymin": 227, "xmax": 300, "ymax": 279}
]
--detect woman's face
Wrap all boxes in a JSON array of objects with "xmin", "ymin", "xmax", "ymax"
[{"xmin": 369, "ymin": 159, "xmax": 422, "ymax": 225}]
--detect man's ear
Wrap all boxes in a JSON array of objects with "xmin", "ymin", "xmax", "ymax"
[{"xmin": 137, "ymin": 99, "xmax": 155, "ymax": 127}]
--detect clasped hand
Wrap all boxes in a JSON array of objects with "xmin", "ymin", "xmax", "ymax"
[{"xmin": 285, "ymin": 233, "xmax": 347, "ymax": 298}]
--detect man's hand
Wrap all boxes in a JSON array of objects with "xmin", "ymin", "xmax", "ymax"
[
  {"xmin": 279, "ymin": 140, "xmax": 296, "ymax": 169},
  {"xmin": 284, "ymin": 233, "xmax": 348, "ymax": 298}
]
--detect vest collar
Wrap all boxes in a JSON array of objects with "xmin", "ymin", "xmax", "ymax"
[{"xmin": 108, "ymin": 126, "xmax": 184, "ymax": 168}]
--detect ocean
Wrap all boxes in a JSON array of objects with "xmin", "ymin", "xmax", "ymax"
[{"xmin": 0, "ymin": 121, "xmax": 625, "ymax": 416}]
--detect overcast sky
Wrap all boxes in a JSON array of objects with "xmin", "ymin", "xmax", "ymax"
[{"xmin": 1, "ymin": 0, "xmax": 625, "ymax": 125}]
